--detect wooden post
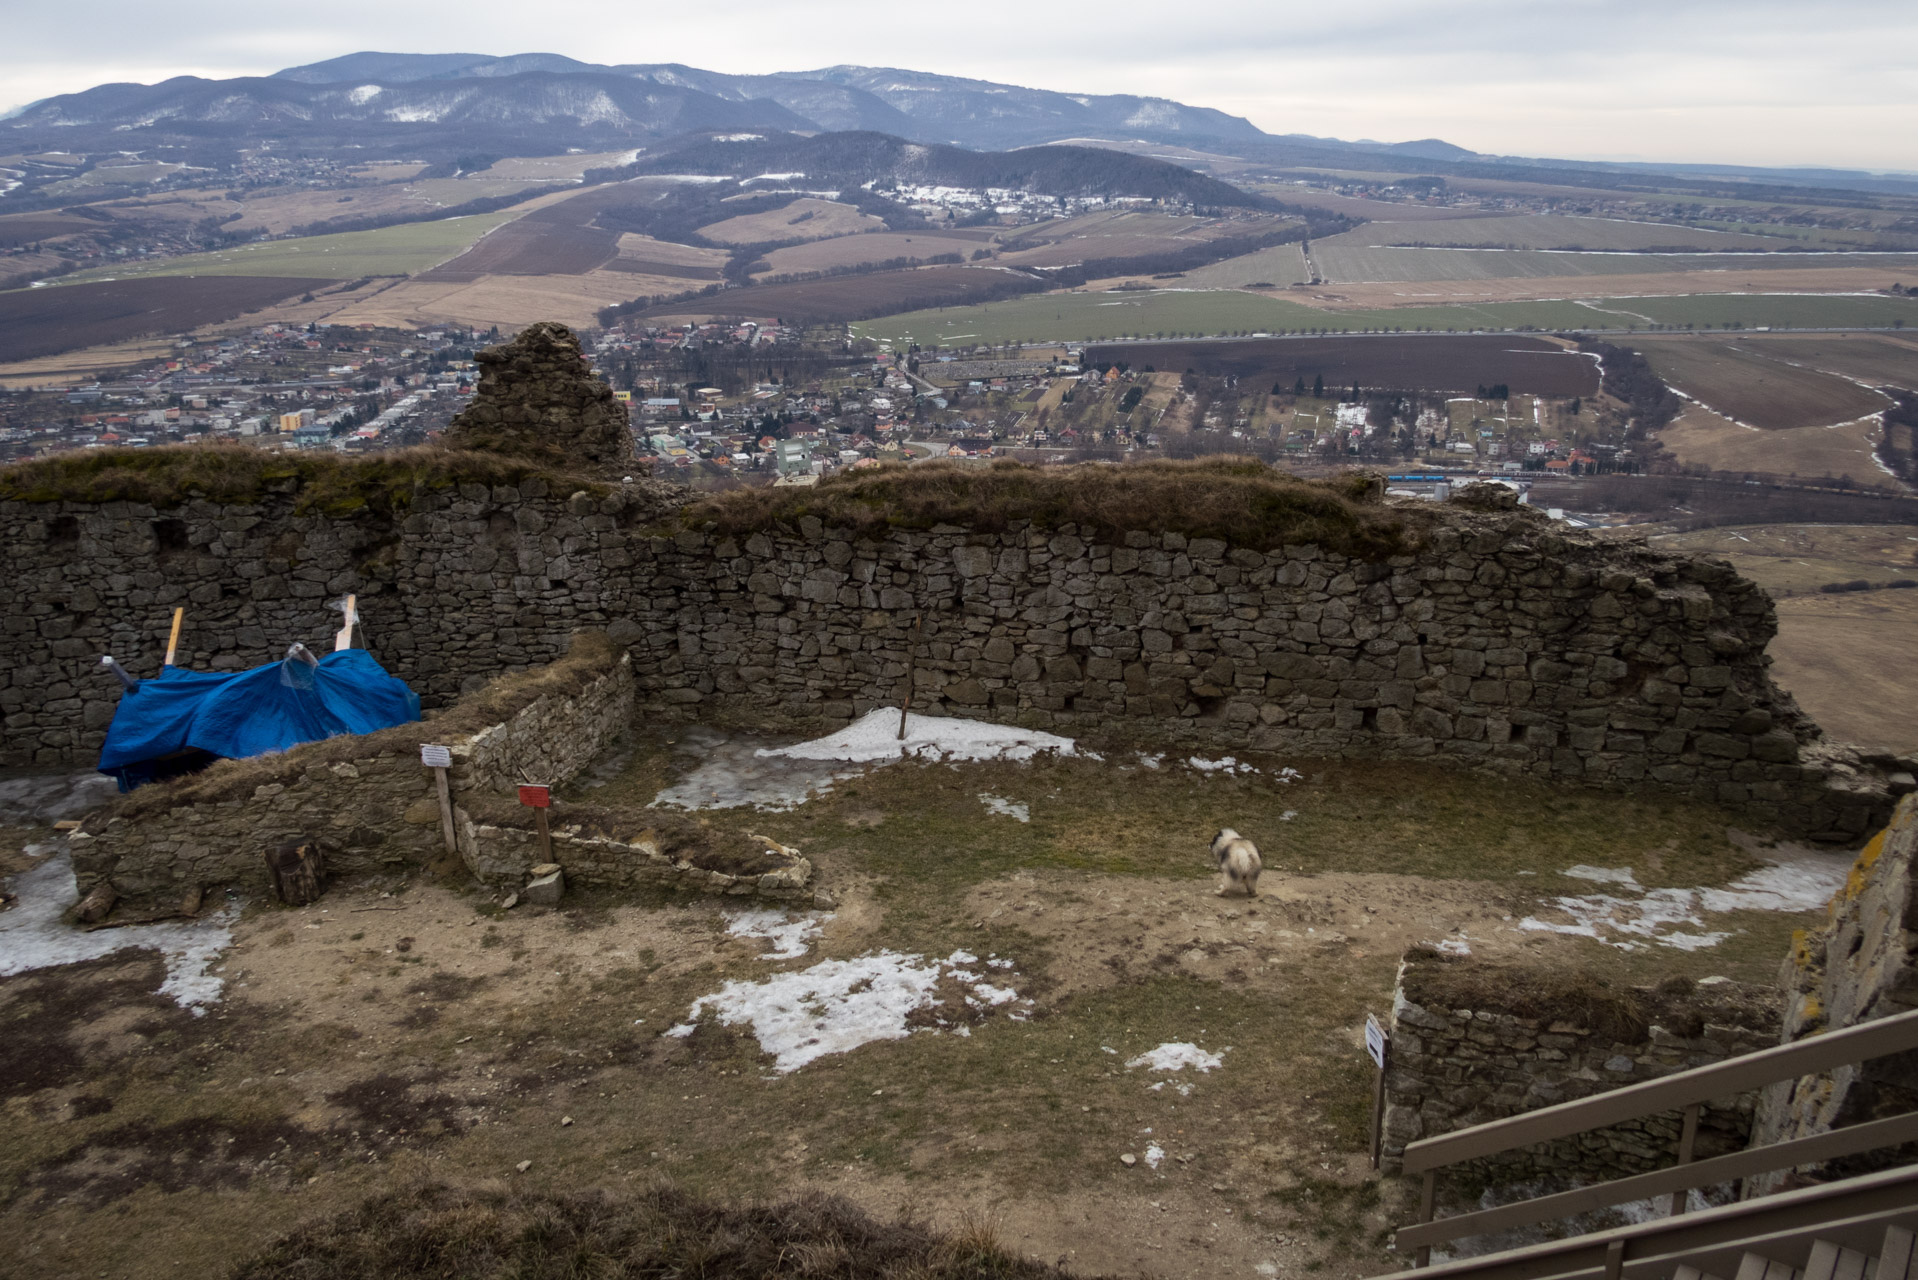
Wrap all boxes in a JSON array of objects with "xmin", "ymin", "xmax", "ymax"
[
  {"xmin": 163, "ymin": 607, "xmax": 184, "ymax": 667},
  {"xmin": 434, "ymin": 765, "xmax": 457, "ymax": 856},
  {"xmin": 1669, "ymin": 1102, "xmax": 1701, "ymax": 1216},
  {"xmin": 1415, "ymin": 1170, "xmax": 1436, "ymax": 1268},
  {"xmin": 334, "ymin": 594, "xmax": 358, "ymax": 652},
  {"xmin": 535, "ymin": 806, "xmax": 552, "ymax": 863},
  {"xmin": 264, "ymin": 840, "xmax": 325, "ymax": 906},
  {"xmin": 897, "ymin": 612, "xmax": 923, "ymax": 740},
  {"xmin": 1370, "ymin": 1038, "xmax": 1391, "ymax": 1171}
]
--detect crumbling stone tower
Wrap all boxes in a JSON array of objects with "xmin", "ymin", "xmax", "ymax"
[{"xmin": 442, "ymin": 321, "xmax": 633, "ymax": 468}]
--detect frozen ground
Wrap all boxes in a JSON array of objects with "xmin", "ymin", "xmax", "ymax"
[
  {"xmin": 0, "ymin": 850, "xmax": 235, "ymax": 1013},
  {"xmin": 1521, "ymin": 847, "xmax": 1853, "ymax": 950},
  {"xmin": 663, "ymin": 947, "xmax": 1034, "ymax": 1073},
  {"xmin": 0, "ymin": 769, "xmax": 119, "ymax": 825}
]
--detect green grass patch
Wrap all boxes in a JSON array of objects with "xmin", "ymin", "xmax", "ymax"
[
  {"xmin": 681, "ymin": 457, "xmax": 1416, "ymax": 560},
  {"xmin": 53, "ymin": 211, "xmax": 521, "ymax": 284}
]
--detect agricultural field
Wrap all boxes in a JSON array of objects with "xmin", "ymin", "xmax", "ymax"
[
  {"xmin": 643, "ymin": 266, "xmax": 1033, "ymax": 325},
  {"xmin": 54, "ymin": 211, "xmax": 523, "ymax": 283},
  {"xmin": 1705, "ymin": 333, "xmax": 1918, "ymax": 390},
  {"xmin": 609, "ymin": 234, "xmax": 730, "ymax": 275},
  {"xmin": 695, "ymin": 198, "xmax": 885, "ymax": 245},
  {"xmin": 756, "ymin": 231, "xmax": 987, "ymax": 278},
  {"xmin": 1771, "ymin": 589, "xmax": 1918, "ymax": 754},
  {"xmin": 324, "ymin": 270, "xmax": 653, "ymax": 331},
  {"xmin": 1323, "ymin": 215, "xmax": 1788, "ymax": 252},
  {"xmin": 1631, "ymin": 336, "xmax": 1891, "ymax": 429},
  {"xmin": 864, "ymin": 290, "xmax": 1918, "ymax": 348},
  {"xmin": 221, "ymin": 178, "xmax": 553, "ymax": 237},
  {"xmin": 1085, "ymin": 335, "xmax": 1599, "ymax": 398},
  {"xmin": 1145, "ymin": 243, "xmax": 1311, "ymax": 290},
  {"xmin": 1655, "ymin": 404, "xmax": 1896, "ymax": 487},
  {"xmin": 1653, "ymin": 524, "xmax": 1918, "ymax": 597},
  {"xmin": 1312, "ymin": 245, "xmax": 1918, "ymax": 285},
  {"xmin": 0, "ymin": 276, "xmax": 314, "ymax": 363},
  {"xmin": 0, "ymin": 212, "xmax": 110, "ymax": 248},
  {"xmin": 995, "ymin": 210, "xmax": 1297, "ymax": 269},
  {"xmin": 479, "ymin": 150, "xmax": 640, "ymax": 181}
]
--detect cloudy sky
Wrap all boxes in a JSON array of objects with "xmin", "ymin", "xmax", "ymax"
[{"xmin": 5, "ymin": 0, "xmax": 1915, "ymax": 171}]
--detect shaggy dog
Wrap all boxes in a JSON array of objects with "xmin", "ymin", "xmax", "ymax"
[{"xmin": 1210, "ymin": 828, "xmax": 1262, "ymax": 897}]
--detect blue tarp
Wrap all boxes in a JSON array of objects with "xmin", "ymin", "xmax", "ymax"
[{"xmin": 98, "ymin": 648, "xmax": 422, "ymax": 790}]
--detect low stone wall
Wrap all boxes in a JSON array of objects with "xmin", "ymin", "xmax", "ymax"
[
  {"xmin": 1749, "ymin": 796, "xmax": 1918, "ymax": 1185},
  {"xmin": 71, "ymin": 638, "xmax": 635, "ymax": 905},
  {"xmin": 454, "ymin": 809, "xmax": 815, "ymax": 902},
  {"xmin": 1382, "ymin": 950, "xmax": 1779, "ymax": 1180}
]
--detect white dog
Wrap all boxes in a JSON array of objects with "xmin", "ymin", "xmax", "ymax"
[{"xmin": 1211, "ymin": 828, "xmax": 1262, "ymax": 897}]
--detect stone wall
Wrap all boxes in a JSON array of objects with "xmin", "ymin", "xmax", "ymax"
[
  {"xmin": 1382, "ymin": 950, "xmax": 1780, "ymax": 1180},
  {"xmin": 71, "ymin": 641, "xmax": 636, "ymax": 905},
  {"xmin": 1748, "ymin": 796, "xmax": 1918, "ymax": 1184},
  {"xmin": 4, "ymin": 481, "xmax": 1903, "ymax": 838},
  {"xmin": 454, "ymin": 809, "xmax": 815, "ymax": 902}
]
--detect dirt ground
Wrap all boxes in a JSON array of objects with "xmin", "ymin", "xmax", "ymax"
[
  {"xmin": 1652, "ymin": 524, "xmax": 1918, "ymax": 596},
  {"xmin": 0, "ymin": 727, "xmax": 1852, "ymax": 1279}
]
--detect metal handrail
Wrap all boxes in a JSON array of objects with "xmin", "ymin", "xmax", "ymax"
[
  {"xmin": 1371, "ymin": 1163, "xmax": 1918, "ymax": 1280},
  {"xmin": 1401, "ymin": 1007, "xmax": 1918, "ymax": 1176},
  {"xmin": 1394, "ymin": 1111, "xmax": 1918, "ymax": 1253}
]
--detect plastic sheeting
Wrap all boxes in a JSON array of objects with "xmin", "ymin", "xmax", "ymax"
[{"xmin": 98, "ymin": 649, "xmax": 421, "ymax": 791}]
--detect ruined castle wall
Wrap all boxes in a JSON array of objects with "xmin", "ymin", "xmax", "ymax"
[
  {"xmin": 2, "ymin": 487, "xmax": 1897, "ymax": 838},
  {"xmin": 1747, "ymin": 797, "xmax": 1918, "ymax": 1185},
  {"xmin": 1382, "ymin": 954, "xmax": 1781, "ymax": 1180},
  {"xmin": 71, "ymin": 650, "xmax": 635, "ymax": 904}
]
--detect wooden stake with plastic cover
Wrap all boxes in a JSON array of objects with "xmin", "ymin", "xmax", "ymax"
[{"xmin": 334, "ymin": 595, "xmax": 357, "ymax": 652}]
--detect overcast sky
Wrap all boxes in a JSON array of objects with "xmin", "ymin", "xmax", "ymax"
[{"xmin": 5, "ymin": 0, "xmax": 1915, "ymax": 171}]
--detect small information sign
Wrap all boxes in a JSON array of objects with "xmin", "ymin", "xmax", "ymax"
[
  {"xmin": 420, "ymin": 744, "xmax": 452, "ymax": 769},
  {"xmin": 1365, "ymin": 1013, "xmax": 1389, "ymax": 1070},
  {"xmin": 518, "ymin": 784, "xmax": 552, "ymax": 809}
]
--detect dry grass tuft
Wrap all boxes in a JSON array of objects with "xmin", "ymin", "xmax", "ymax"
[
  {"xmin": 228, "ymin": 1180, "xmax": 1093, "ymax": 1279},
  {"xmin": 0, "ymin": 443, "xmax": 604, "ymax": 515},
  {"xmin": 682, "ymin": 457, "xmax": 1417, "ymax": 559},
  {"xmin": 102, "ymin": 632, "xmax": 625, "ymax": 821}
]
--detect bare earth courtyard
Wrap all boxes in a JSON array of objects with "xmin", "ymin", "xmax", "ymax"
[{"xmin": 0, "ymin": 712, "xmax": 1853, "ymax": 1279}]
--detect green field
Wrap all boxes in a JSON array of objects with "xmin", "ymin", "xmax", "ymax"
[
  {"xmin": 57, "ymin": 212, "xmax": 523, "ymax": 283},
  {"xmin": 1320, "ymin": 215, "xmax": 1785, "ymax": 253},
  {"xmin": 854, "ymin": 289, "xmax": 1918, "ymax": 346},
  {"xmin": 1313, "ymin": 245, "xmax": 1918, "ymax": 284}
]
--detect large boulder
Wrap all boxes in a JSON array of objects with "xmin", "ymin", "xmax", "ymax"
[{"xmin": 441, "ymin": 322, "xmax": 633, "ymax": 467}]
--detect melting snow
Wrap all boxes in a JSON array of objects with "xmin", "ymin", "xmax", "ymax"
[
  {"xmin": 0, "ymin": 852, "xmax": 236, "ymax": 1014},
  {"xmin": 1144, "ymin": 1143, "xmax": 1166, "ymax": 1168},
  {"xmin": 760, "ymin": 710, "xmax": 1077, "ymax": 765},
  {"xmin": 1522, "ymin": 851, "xmax": 1850, "ymax": 950},
  {"xmin": 1127, "ymin": 1042, "xmax": 1227, "ymax": 1073},
  {"xmin": 1189, "ymin": 756, "xmax": 1256, "ymax": 774},
  {"xmin": 725, "ymin": 908, "xmax": 833, "ymax": 960},
  {"xmin": 663, "ymin": 948, "xmax": 1032, "ymax": 1073},
  {"xmin": 979, "ymin": 794, "xmax": 1030, "ymax": 822}
]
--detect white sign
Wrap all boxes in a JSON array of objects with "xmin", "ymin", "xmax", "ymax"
[
  {"xmin": 420, "ymin": 744, "xmax": 452, "ymax": 769},
  {"xmin": 1365, "ymin": 1013, "xmax": 1389, "ymax": 1070}
]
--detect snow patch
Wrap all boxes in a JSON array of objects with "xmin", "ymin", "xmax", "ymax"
[
  {"xmin": 1189, "ymin": 756, "xmax": 1255, "ymax": 774},
  {"xmin": 979, "ymin": 794, "xmax": 1029, "ymax": 822},
  {"xmin": 0, "ymin": 852, "xmax": 235, "ymax": 1014},
  {"xmin": 759, "ymin": 709, "xmax": 1076, "ymax": 765},
  {"xmin": 1143, "ymin": 1142, "xmax": 1166, "ymax": 1168},
  {"xmin": 1127, "ymin": 1042, "xmax": 1227, "ymax": 1073},
  {"xmin": 348, "ymin": 85, "xmax": 383, "ymax": 105},
  {"xmin": 1521, "ymin": 851, "xmax": 1849, "ymax": 950},
  {"xmin": 663, "ymin": 948, "xmax": 1032, "ymax": 1072},
  {"xmin": 725, "ymin": 908, "xmax": 833, "ymax": 960}
]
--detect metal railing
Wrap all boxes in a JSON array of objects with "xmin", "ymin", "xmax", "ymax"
[{"xmin": 1395, "ymin": 1007, "xmax": 1918, "ymax": 1266}]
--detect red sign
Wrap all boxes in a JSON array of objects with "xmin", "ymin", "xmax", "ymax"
[{"xmin": 517, "ymin": 784, "xmax": 551, "ymax": 809}]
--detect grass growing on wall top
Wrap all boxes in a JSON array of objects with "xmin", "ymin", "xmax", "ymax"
[
  {"xmin": 0, "ymin": 443, "xmax": 603, "ymax": 515},
  {"xmin": 685, "ymin": 457, "xmax": 1418, "ymax": 558}
]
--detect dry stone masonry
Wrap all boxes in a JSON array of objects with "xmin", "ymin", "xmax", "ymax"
[
  {"xmin": 1749, "ymin": 795, "xmax": 1918, "ymax": 1180},
  {"xmin": 1381, "ymin": 950, "xmax": 1781, "ymax": 1180},
  {"xmin": 441, "ymin": 322, "xmax": 634, "ymax": 467},
  {"xmin": 1, "ymin": 476, "xmax": 1904, "ymax": 839}
]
